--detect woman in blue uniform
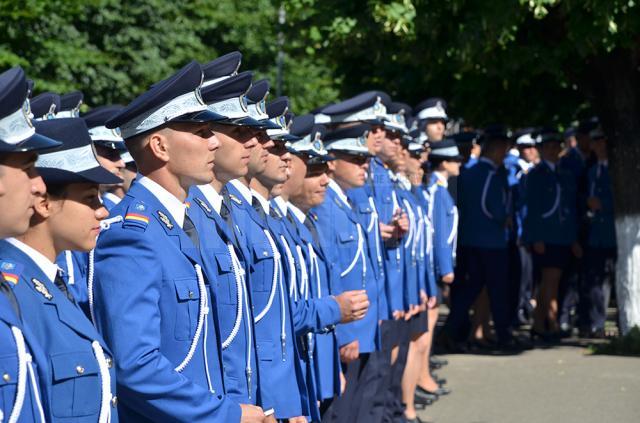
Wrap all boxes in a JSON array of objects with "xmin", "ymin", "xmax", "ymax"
[
  {"xmin": 0, "ymin": 66, "xmax": 61, "ymax": 423},
  {"xmin": 0, "ymin": 118, "xmax": 120, "ymax": 422},
  {"xmin": 524, "ymin": 130, "xmax": 580, "ymax": 340}
]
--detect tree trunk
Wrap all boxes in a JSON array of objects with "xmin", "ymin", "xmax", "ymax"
[{"xmin": 588, "ymin": 48, "xmax": 640, "ymax": 334}]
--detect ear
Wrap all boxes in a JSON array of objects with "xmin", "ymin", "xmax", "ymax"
[
  {"xmin": 32, "ymin": 192, "xmax": 54, "ymax": 220},
  {"xmin": 147, "ymin": 130, "xmax": 171, "ymax": 163},
  {"xmin": 327, "ymin": 159, "xmax": 337, "ymax": 172}
]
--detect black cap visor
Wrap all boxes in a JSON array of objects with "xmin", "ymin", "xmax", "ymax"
[
  {"xmin": 0, "ymin": 133, "xmax": 62, "ymax": 153},
  {"xmin": 37, "ymin": 166, "xmax": 123, "ymax": 185}
]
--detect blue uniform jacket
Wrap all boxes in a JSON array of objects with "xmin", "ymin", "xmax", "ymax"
[
  {"xmin": 224, "ymin": 183, "xmax": 306, "ymax": 418},
  {"xmin": 428, "ymin": 173, "xmax": 458, "ymax": 279},
  {"xmin": 369, "ymin": 158, "xmax": 405, "ymax": 313},
  {"xmin": 0, "ymin": 291, "xmax": 46, "ymax": 423},
  {"xmin": 92, "ymin": 179, "xmax": 240, "ymax": 423},
  {"xmin": 0, "ymin": 241, "xmax": 119, "ymax": 423},
  {"xmin": 523, "ymin": 161, "xmax": 577, "ymax": 246},
  {"xmin": 587, "ymin": 163, "xmax": 617, "ymax": 249},
  {"xmin": 347, "ymin": 186, "xmax": 389, "ymax": 320},
  {"xmin": 414, "ymin": 185, "xmax": 438, "ymax": 298},
  {"xmin": 458, "ymin": 158, "xmax": 510, "ymax": 249},
  {"xmin": 290, "ymin": 209, "xmax": 342, "ymax": 401},
  {"xmin": 186, "ymin": 187, "xmax": 260, "ymax": 405},
  {"xmin": 396, "ymin": 183, "xmax": 421, "ymax": 309},
  {"xmin": 312, "ymin": 183, "xmax": 380, "ymax": 353}
]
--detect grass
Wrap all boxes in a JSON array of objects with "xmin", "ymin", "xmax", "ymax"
[{"xmin": 588, "ymin": 326, "xmax": 640, "ymax": 356}]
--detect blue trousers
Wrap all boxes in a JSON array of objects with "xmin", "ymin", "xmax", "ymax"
[
  {"xmin": 578, "ymin": 247, "xmax": 617, "ymax": 331},
  {"xmin": 445, "ymin": 247, "xmax": 511, "ymax": 342}
]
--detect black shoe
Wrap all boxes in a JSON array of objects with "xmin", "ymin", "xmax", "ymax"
[
  {"xmin": 414, "ymin": 393, "xmax": 434, "ymax": 407},
  {"xmin": 430, "ymin": 356, "xmax": 448, "ymax": 366},
  {"xmin": 415, "ymin": 388, "xmax": 438, "ymax": 401},
  {"xmin": 418, "ymin": 385, "xmax": 451, "ymax": 397},
  {"xmin": 431, "ymin": 373, "xmax": 447, "ymax": 386},
  {"xmin": 435, "ymin": 332, "xmax": 466, "ymax": 353},
  {"xmin": 495, "ymin": 337, "xmax": 526, "ymax": 353},
  {"xmin": 405, "ymin": 417, "xmax": 426, "ymax": 423}
]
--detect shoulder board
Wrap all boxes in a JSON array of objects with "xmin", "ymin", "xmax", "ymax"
[
  {"xmin": 0, "ymin": 260, "xmax": 23, "ymax": 285},
  {"xmin": 229, "ymin": 194, "xmax": 242, "ymax": 205},
  {"xmin": 123, "ymin": 201, "xmax": 150, "ymax": 231},
  {"xmin": 193, "ymin": 197, "xmax": 213, "ymax": 215}
]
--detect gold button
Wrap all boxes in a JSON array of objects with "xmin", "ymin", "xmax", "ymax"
[
  {"xmin": 2, "ymin": 373, "xmax": 10, "ymax": 382},
  {"xmin": 111, "ymin": 396, "xmax": 118, "ymax": 408},
  {"xmin": 76, "ymin": 365, "xmax": 85, "ymax": 375},
  {"xmin": 263, "ymin": 251, "xmax": 268, "ymax": 257}
]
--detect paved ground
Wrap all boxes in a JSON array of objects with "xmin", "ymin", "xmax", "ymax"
[{"xmin": 418, "ymin": 345, "xmax": 640, "ymax": 423}]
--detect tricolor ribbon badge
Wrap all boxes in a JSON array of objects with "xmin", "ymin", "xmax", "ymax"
[{"xmin": 125, "ymin": 212, "xmax": 150, "ymax": 224}]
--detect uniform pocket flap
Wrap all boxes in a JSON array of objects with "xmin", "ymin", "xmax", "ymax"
[
  {"xmin": 252, "ymin": 243, "xmax": 274, "ymax": 261},
  {"xmin": 214, "ymin": 252, "xmax": 233, "ymax": 273},
  {"xmin": 50, "ymin": 351, "xmax": 99, "ymax": 381},
  {"xmin": 173, "ymin": 277, "xmax": 200, "ymax": 301},
  {"xmin": 0, "ymin": 355, "xmax": 17, "ymax": 386},
  {"xmin": 338, "ymin": 232, "xmax": 356, "ymax": 243},
  {"xmin": 357, "ymin": 203, "xmax": 373, "ymax": 214}
]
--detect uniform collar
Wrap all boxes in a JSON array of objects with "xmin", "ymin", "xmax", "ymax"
[
  {"xmin": 434, "ymin": 171, "xmax": 448, "ymax": 187},
  {"xmin": 101, "ymin": 192, "xmax": 121, "ymax": 206},
  {"xmin": 543, "ymin": 159, "xmax": 556, "ymax": 172},
  {"xmin": 328, "ymin": 178, "xmax": 351, "ymax": 208},
  {"xmin": 251, "ymin": 189, "xmax": 270, "ymax": 214},
  {"xmin": 5, "ymin": 238, "xmax": 59, "ymax": 282},
  {"xmin": 229, "ymin": 179, "xmax": 253, "ymax": 204},
  {"xmin": 272, "ymin": 196, "xmax": 288, "ymax": 217},
  {"xmin": 287, "ymin": 202, "xmax": 307, "ymax": 224},
  {"xmin": 479, "ymin": 156, "xmax": 498, "ymax": 169},
  {"xmin": 197, "ymin": 183, "xmax": 222, "ymax": 214},
  {"xmin": 138, "ymin": 176, "xmax": 186, "ymax": 228}
]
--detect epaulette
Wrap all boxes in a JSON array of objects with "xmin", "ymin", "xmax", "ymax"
[
  {"xmin": 122, "ymin": 201, "xmax": 150, "ymax": 231},
  {"xmin": 0, "ymin": 260, "xmax": 23, "ymax": 285}
]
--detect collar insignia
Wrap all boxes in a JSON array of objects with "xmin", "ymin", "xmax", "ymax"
[
  {"xmin": 229, "ymin": 194, "xmax": 242, "ymax": 205},
  {"xmin": 157, "ymin": 210, "xmax": 174, "ymax": 230},
  {"xmin": 194, "ymin": 197, "xmax": 212, "ymax": 214},
  {"xmin": 31, "ymin": 278, "xmax": 53, "ymax": 300}
]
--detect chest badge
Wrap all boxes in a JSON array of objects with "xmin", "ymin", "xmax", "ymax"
[
  {"xmin": 157, "ymin": 211, "xmax": 174, "ymax": 230},
  {"xmin": 31, "ymin": 278, "xmax": 53, "ymax": 300}
]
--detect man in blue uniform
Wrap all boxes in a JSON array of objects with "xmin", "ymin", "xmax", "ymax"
[
  {"xmin": 312, "ymin": 124, "xmax": 381, "ymax": 423},
  {"xmin": 444, "ymin": 125, "xmax": 521, "ymax": 351},
  {"xmin": 0, "ymin": 65, "xmax": 61, "ymax": 423},
  {"xmin": 187, "ymin": 64, "xmax": 264, "ymax": 407},
  {"xmin": 91, "ymin": 61, "xmax": 264, "ymax": 422},
  {"xmin": 580, "ymin": 127, "xmax": 616, "ymax": 338},
  {"xmin": 1, "ymin": 117, "xmax": 121, "ymax": 423}
]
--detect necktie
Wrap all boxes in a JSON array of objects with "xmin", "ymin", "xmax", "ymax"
[
  {"xmin": 252, "ymin": 197, "xmax": 268, "ymax": 221},
  {"xmin": 54, "ymin": 271, "xmax": 76, "ymax": 304},
  {"xmin": 183, "ymin": 212, "xmax": 200, "ymax": 249},
  {"xmin": 304, "ymin": 216, "xmax": 321, "ymax": 246},
  {"xmin": 0, "ymin": 281, "xmax": 21, "ymax": 318}
]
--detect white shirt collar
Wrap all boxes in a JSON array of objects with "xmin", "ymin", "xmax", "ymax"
[
  {"xmin": 543, "ymin": 160, "xmax": 556, "ymax": 172},
  {"xmin": 101, "ymin": 192, "xmax": 121, "ymax": 206},
  {"xmin": 5, "ymin": 238, "xmax": 59, "ymax": 282},
  {"xmin": 434, "ymin": 171, "xmax": 448, "ymax": 187},
  {"xmin": 138, "ymin": 176, "xmax": 186, "ymax": 228},
  {"xmin": 288, "ymin": 202, "xmax": 307, "ymax": 224},
  {"xmin": 251, "ymin": 189, "xmax": 270, "ymax": 214},
  {"xmin": 229, "ymin": 179, "xmax": 253, "ymax": 204},
  {"xmin": 328, "ymin": 179, "xmax": 351, "ymax": 208},
  {"xmin": 197, "ymin": 184, "xmax": 222, "ymax": 214},
  {"xmin": 479, "ymin": 156, "xmax": 498, "ymax": 169},
  {"xmin": 273, "ymin": 196, "xmax": 288, "ymax": 217}
]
